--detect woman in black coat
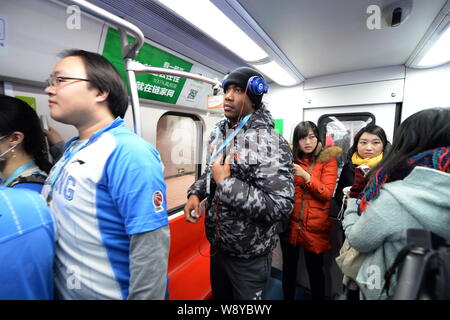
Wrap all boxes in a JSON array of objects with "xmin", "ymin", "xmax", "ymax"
[
  {"xmin": 332, "ymin": 124, "xmax": 390, "ymax": 300},
  {"xmin": 334, "ymin": 125, "xmax": 391, "ymax": 209}
]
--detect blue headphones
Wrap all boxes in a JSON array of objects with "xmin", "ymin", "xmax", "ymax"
[
  {"xmin": 222, "ymin": 75, "xmax": 269, "ymax": 96},
  {"xmin": 247, "ymin": 76, "xmax": 269, "ymax": 96}
]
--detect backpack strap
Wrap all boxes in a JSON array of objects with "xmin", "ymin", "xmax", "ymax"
[
  {"xmin": 382, "ymin": 245, "xmax": 415, "ymax": 297},
  {"xmin": 8, "ymin": 173, "xmax": 47, "ymax": 188}
]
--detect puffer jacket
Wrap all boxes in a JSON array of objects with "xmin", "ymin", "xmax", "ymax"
[
  {"xmin": 285, "ymin": 146, "xmax": 341, "ymax": 254},
  {"xmin": 187, "ymin": 105, "xmax": 295, "ymax": 259}
]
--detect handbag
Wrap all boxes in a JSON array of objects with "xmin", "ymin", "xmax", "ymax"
[
  {"xmin": 335, "ymin": 238, "xmax": 368, "ymax": 282},
  {"xmin": 330, "ymin": 186, "xmax": 351, "ymax": 221}
]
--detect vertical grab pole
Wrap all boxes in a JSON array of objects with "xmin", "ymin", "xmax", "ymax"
[
  {"xmin": 119, "ymin": 29, "xmax": 142, "ymax": 136},
  {"xmin": 67, "ymin": 0, "xmax": 144, "ymax": 135}
]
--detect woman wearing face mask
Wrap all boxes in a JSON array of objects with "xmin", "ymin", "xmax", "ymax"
[
  {"xmin": 0, "ymin": 95, "xmax": 52, "ymax": 192},
  {"xmin": 281, "ymin": 121, "xmax": 342, "ymax": 300}
]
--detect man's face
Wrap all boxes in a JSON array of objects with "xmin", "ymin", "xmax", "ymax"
[
  {"xmin": 223, "ymin": 83, "xmax": 255, "ymax": 123},
  {"xmin": 45, "ymin": 56, "xmax": 98, "ymax": 126}
]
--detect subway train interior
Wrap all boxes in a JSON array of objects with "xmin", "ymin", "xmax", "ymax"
[{"xmin": 1, "ymin": 0, "xmax": 450, "ymax": 300}]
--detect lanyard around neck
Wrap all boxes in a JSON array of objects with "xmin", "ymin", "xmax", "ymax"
[
  {"xmin": 46, "ymin": 139, "xmax": 88, "ymax": 202},
  {"xmin": 206, "ymin": 113, "xmax": 252, "ymax": 195},
  {"xmin": 210, "ymin": 114, "xmax": 252, "ymax": 164},
  {"xmin": 2, "ymin": 161, "xmax": 36, "ymax": 187},
  {"xmin": 45, "ymin": 118, "xmax": 123, "ymax": 203}
]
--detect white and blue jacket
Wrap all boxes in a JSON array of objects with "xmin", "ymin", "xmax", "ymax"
[{"xmin": 41, "ymin": 117, "xmax": 169, "ymax": 300}]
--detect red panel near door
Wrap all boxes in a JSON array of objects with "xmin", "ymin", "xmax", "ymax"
[{"xmin": 168, "ymin": 213, "xmax": 212, "ymax": 300}]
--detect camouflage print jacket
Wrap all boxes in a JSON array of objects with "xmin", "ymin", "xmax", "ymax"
[{"xmin": 187, "ymin": 105, "xmax": 295, "ymax": 259}]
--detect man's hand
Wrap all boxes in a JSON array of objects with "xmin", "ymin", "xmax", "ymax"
[
  {"xmin": 211, "ymin": 154, "xmax": 231, "ymax": 184},
  {"xmin": 184, "ymin": 194, "xmax": 201, "ymax": 224},
  {"xmin": 43, "ymin": 126, "xmax": 64, "ymax": 146}
]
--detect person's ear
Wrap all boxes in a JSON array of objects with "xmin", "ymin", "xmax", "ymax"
[
  {"xmin": 9, "ymin": 131, "xmax": 25, "ymax": 145},
  {"xmin": 95, "ymin": 90, "xmax": 109, "ymax": 104}
]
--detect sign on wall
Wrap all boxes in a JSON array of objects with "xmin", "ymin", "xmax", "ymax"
[
  {"xmin": 207, "ymin": 94, "xmax": 224, "ymax": 110},
  {"xmin": 274, "ymin": 119, "xmax": 284, "ymax": 136},
  {"xmin": 15, "ymin": 96, "xmax": 37, "ymax": 111},
  {"xmin": 102, "ymin": 28, "xmax": 193, "ymax": 105}
]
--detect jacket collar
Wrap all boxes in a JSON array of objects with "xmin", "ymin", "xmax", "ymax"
[
  {"xmin": 66, "ymin": 117, "xmax": 124, "ymax": 147},
  {"xmin": 218, "ymin": 104, "xmax": 274, "ymax": 132}
]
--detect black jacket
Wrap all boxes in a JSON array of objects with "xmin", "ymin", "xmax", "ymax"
[
  {"xmin": 333, "ymin": 142, "xmax": 392, "ymax": 208},
  {"xmin": 187, "ymin": 105, "xmax": 295, "ymax": 258}
]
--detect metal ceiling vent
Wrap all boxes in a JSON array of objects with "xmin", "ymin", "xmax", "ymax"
[
  {"xmin": 133, "ymin": 0, "xmax": 207, "ymax": 40},
  {"xmin": 97, "ymin": 0, "xmax": 234, "ymax": 55},
  {"xmin": 93, "ymin": 0, "xmax": 245, "ymax": 73}
]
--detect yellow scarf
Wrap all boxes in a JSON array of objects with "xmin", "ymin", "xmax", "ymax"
[{"xmin": 351, "ymin": 152, "xmax": 383, "ymax": 168}]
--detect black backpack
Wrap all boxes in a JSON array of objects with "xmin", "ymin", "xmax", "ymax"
[{"xmin": 383, "ymin": 229, "xmax": 450, "ymax": 300}]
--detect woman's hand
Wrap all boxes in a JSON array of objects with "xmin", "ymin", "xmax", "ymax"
[
  {"xmin": 293, "ymin": 163, "xmax": 311, "ymax": 183},
  {"xmin": 349, "ymin": 166, "xmax": 367, "ymax": 198}
]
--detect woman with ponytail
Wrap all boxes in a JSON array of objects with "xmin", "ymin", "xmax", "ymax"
[
  {"xmin": 342, "ymin": 107, "xmax": 450, "ymax": 299},
  {"xmin": 0, "ymin": 95, "xmax": 52, "ymax": 192}
]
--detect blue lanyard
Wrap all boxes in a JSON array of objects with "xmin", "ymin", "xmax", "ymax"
[
  {"xmin": 44, "ymin": 117, "xmax": 124, "ymax": 203},
  {"xmin": 2, "ymin": 161, "xmax": 36, "ymax": 187},
  {"xmin": 45, "ymin": 139, "xmax": 88, "ymax": 202},
  {"xmin": 206, "ymin": 114, "xmax": 252, "ymax": 195}
]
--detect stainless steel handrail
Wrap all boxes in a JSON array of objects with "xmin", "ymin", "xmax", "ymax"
[
  {"xmin": 65, "ymin": 0, "xmax": 222, "ymax": 137},
  {"xmin": 128, "ymin": 61, "xmax": 221, "ymax": 87},
  {"xmin": 67, "ymin": 0, "xmax": 145, "ymax": 135},
  {"xmin": 68, "ymin": 0, "xmax": 144, "ymax": 59}
]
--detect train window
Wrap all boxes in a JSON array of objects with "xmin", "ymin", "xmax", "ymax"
[
  {"xmin": 317, "ymin": 113, "xmax": 375, "ymax": 172},
  {"xmin": 156, "ymin": 112, "xmax": 202, "ymax": 214}
]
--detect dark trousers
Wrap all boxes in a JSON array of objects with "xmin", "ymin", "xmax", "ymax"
[
  {"xmin": 346, "ymin": 287, "xmax": 360, "ymax": 300},
  {"xmin": 281, "ymin": 239, "xmax": 325, "ymax": 300},
  {"xmin": 210, "ymin": 249, "xmax": 272, "ymax": 300}
]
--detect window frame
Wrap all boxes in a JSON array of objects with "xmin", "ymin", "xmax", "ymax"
[
  {"xmin": 156, "ymin": 111, "xmax": 203, "ymax": 216},
  {"xmin": 317, "ymin": 112, "xmax": 376, "ymax": 144}
]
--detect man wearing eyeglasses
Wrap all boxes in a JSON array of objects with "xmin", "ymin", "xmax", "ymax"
[{"xmin": 42, "ymin": 49, "xmax": 170, "ymax": 300}]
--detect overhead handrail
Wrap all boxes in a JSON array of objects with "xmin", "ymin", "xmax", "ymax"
[
  {"xmin": 66, "ymin": 0, "xmax": 222, "ymax": 137},
  {"xmin": 68, "ymin": 0, "xmax": 144, "ymax": 59},
  {"xmin": 128, "ymin": 61, "xmax": 221, "ymax": 87}
]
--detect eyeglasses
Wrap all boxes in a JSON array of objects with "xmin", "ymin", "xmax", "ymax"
[{"xmin": 46, "ymin": 76, "xmax": 90, "ymax": 88}]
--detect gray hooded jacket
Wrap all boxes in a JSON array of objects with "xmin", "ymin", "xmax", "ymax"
[{"xmin": 188, "ymin": 105, "xmax": 295, "ymax": 259}]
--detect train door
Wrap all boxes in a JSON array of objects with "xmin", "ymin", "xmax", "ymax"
[
  {"xmin": 304, "ymin": 103, "xmax": 398, "ymax": 142},
  {"xmin": 154, "ymin": 110, "xmax": 214, "ymax": 300},
  {"xmin": 297, "ymin": 103, "xmax": 399, "ymax": 298}
]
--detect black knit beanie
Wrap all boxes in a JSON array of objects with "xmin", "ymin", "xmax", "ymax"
[{"xmin": 222, "ymin": 67, "xmax": 266, "ymax": 107}]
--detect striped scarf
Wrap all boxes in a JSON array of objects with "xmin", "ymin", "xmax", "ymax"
[{"xmin": 357, "ymin": 146, "xmax": 450, "ymax": 215}]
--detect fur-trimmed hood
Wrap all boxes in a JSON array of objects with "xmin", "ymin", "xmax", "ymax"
[
  {"xmin": 316, "ymin": 145, "xmax": 343, "ymax": 163},
  {"xmin": 294, "ymin": 142, "xmax": 343, "ymax": 164}
]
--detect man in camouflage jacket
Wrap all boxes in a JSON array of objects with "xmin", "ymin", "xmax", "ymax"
[{"xmin": 184, "ymin": 67, "xmax": 294, "ymax": 300}]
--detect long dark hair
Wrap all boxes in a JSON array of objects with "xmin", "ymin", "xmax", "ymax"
[
  {"xmin": 0, "ymin": 95, "xmax": 52, "ymax": 173},
  {"xmin": 369, "ymin": 107, "xmax": 450, "ymax": 180},
  {"xmin": 292, "ymin": 121, "xmax": 322, "ymax": 160},
  {"xmin": 350, "ymin": 124, "xmax": 388, "ymax": 155}
]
